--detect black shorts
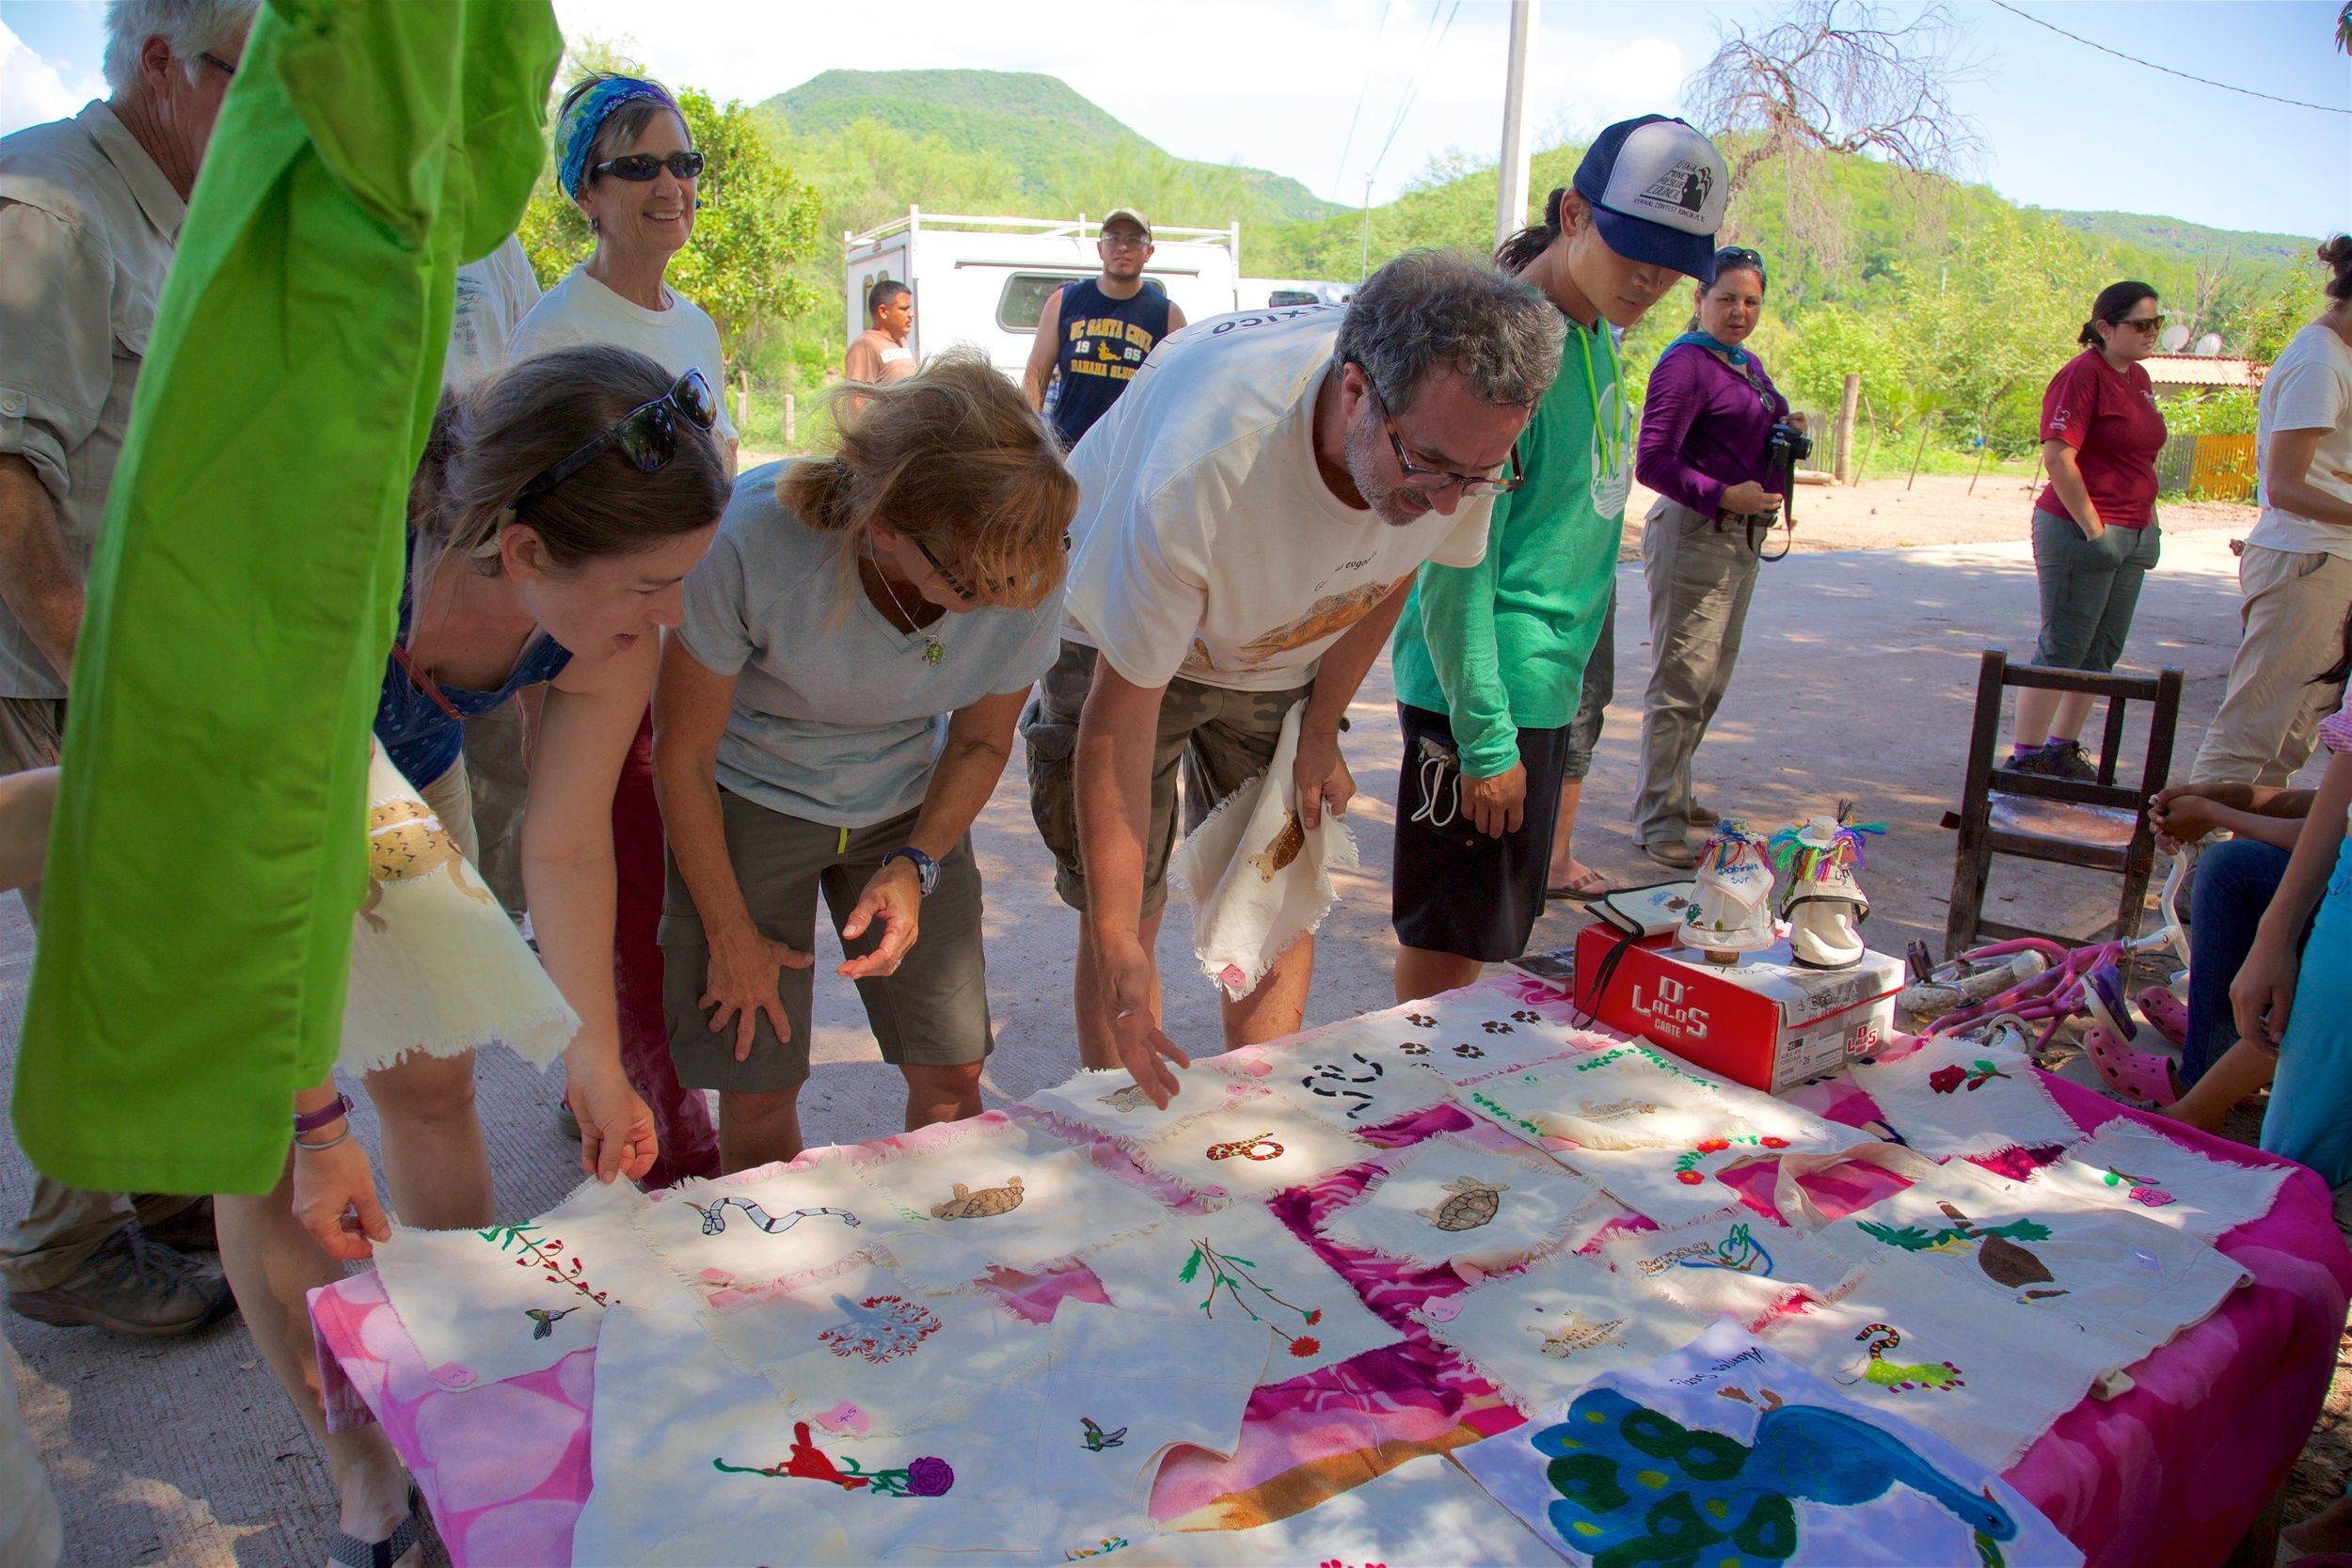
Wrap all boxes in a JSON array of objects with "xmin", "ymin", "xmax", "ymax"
[{"xmin": 1391, "ymin": 704, "xmax": 1573, "ymax": 963}]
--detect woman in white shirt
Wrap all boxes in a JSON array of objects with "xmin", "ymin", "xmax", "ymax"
[{"xmin": 2189, "ymin": 235, "xmax": 2352, "ymax": 786}]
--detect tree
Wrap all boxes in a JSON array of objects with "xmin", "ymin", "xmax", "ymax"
[{"xmin": 518, "ymin": 66, "xmax": 825, "ymax": 372}]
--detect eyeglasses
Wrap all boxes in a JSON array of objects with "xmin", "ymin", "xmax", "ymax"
[
  {"xmin": 591, "ymin": 150, "xmax": 706, "ymax": 183},
  {"xmin": 910, "ymin": 528, "xmax": 1072, "ymax": 604},
  {"xmin": 1713, "ymin": 245, "xmax": 1766, "ymax": 282},
  {"xmin": 1099, "ymin": 231, "xmax": 1150, "ymax": 251},
  {"xmin": 197, "ymin": 51, "xmax": 237, "ymax": 79},
  {"xmin": 1355, "ymin": 368, "xmax": 1524, "ymax": 497},
  {"xmin": 514, "ymin": 370, "xmax": 718, "ymax": 506},
  {"xmin": 2114, "ymin": 313, "xmax": 2166, "ymax": 333}
]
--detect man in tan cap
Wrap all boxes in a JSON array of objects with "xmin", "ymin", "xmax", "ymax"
[{"xmin": 1023, "ymin": 207, "xmax": 1186, "ymax": 449}]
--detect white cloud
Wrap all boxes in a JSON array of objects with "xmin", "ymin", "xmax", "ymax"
[{"xmin": 1, "ymin": 22, "xmax": 104, "ymax": 136}]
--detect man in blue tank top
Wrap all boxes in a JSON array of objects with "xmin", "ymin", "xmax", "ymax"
[{"xmin": 1024, "ymin": 207, "xmax": 1186, "ymax": 450}]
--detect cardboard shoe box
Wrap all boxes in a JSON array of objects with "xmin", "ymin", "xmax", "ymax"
[{"xmin": 1570, "ymin": 926, "xmax": 1902, "ymax": 1094}]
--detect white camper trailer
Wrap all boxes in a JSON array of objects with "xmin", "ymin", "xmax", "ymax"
[{"xmin": 842, "ymin": 209, "xmax": 1242, "ymax": 381}]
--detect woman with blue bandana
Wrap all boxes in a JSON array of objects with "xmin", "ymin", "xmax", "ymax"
[{"xmin": 509, "ymin": 72, "xmax": 739, "ymax": 1186}]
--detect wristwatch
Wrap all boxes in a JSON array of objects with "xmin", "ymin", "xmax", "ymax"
[{"xmin": 882, "ymin": 847, "xmax": 939, "ymax": 897}]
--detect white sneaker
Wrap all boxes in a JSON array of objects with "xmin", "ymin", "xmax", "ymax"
[
  {"xmin": 1679, "ymin": 818, "xmax": 1780, "ymax": 959},
  {"xmin": 1770, "ymin": 803, "xmax": 1885, "ymax": 970}
]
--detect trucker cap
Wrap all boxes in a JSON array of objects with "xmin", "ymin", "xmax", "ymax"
[
  {"xmin": 1570, "ymin": 116, "xmax": 1729, "ymax": 283},
  {"xmin": 1100, "ymin": 207, "xmax": 1151, "ymax": 238}
]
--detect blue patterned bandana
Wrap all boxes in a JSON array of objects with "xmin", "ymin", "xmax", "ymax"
[{"xmin": 556, "ymin": 76, "xmax": 677, "ymax": 200}]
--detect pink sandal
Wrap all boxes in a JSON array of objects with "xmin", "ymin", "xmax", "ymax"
[
  {"xmin": 2136, "ymin": 986, "xmax": 2188, "ymax": 1048},
  {"xmin": 2082, "ymin": 1024, "xmax": 2180, "ymax": 1107}
]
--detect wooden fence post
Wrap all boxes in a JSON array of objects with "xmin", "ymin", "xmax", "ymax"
[
  {"xmin": 784, "ymin": 393, "xmax": 796, "ymax": 449},
  {"xmin": 1835, "ymin": 372, "xmax": 1860, "ymax": 484}
]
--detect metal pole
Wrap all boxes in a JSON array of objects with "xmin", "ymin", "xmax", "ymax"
[
  {"xmin": 1495, "ymin": 0, "xmax": 1539, "ymax": 249},
  {"xmin": 1359, "ymin": 176, "xmax": 1373, "ymax": 283}
]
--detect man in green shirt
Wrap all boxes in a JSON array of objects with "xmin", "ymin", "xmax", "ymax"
[{"xmin": 1390, "ymin": 116, "xmax": 1728, "ymax": 1000}]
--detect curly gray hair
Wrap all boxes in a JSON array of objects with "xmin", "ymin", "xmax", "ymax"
[
  {"xmin": 1333, "ymin": 250, "xmax": 1564, "ymax": 417},
  {"xmin": 103, "ymin": 0, "xmax": 259, "ymax": 95}
]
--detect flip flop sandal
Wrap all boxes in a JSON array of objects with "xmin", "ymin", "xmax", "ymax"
[
  {"xmin": 2082, "ymin": 1023, "xmax": 2180, "ymax": 1107},
  {"xmin": 330, "ymin": 1483, "xmax": 422, "ymax": 1568},
  {"xmin": 2136, "ymin": 986, "xmax": 2189, "ymax": 1048},
  {"xmin": 2080, "ymin": 961, "xmax": 2138, "ymax": 1044},
  {"xmin": 1546, "ymin": 868, "xmax": 1616, "ymax": 903}
]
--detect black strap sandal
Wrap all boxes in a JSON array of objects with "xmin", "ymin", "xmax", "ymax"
[{"xmin": 328, "ymin": 1484, "xmax": 421, "ymax": 1568}]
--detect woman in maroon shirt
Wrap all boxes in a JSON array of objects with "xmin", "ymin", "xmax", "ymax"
[{"xmin": 2009, "ymin": 281, "xmax": 2169, "ymax": 779}]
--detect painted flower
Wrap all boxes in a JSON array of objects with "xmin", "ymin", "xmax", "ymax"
[
  {"xmin": 904, "ymin": 1457, "xmax": 955, "ymax": 1497},
  {"xmin": 1305, "ymin": 1308, "xmax": 1323, "ymax": 1324},
  {"xmin": 1695, "ymin": 1138, "xmax": 1730, "ymax": 1153},
  {"xmin": 1928, "ymin": 1064, "xmax": 1968, "ymax": 1095},
  {"xmin": 1760, "ymin": 1136, "xmax": 1790, "ymax": 1149},
  {"xmin": 1289, "ymin": 1336, "xmax": 1321, "ymax": 1358},
  {"xmin": 1675, "ymin": 1170, "xmax": 1706, "ymax": 1186}
]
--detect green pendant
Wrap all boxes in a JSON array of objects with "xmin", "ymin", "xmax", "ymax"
[{"xmin": 923, "ymin": 638, "xmax": 946, "ymax": 665}]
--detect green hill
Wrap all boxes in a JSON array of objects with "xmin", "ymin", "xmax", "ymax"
[
  {"xmin": 2039, "ymin": 210, "xmax": 2316, "ymax": 269},
  {"xmin": 765, "ymin": 70, "xmax": 1343, "ymax": 224}
]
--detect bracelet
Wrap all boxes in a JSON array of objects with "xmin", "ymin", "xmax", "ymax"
[
  {"xmin": 294, "ymin": 1092, "xmax": 354, "ymax": 1136},
  {"xmin": 294, "ymin": 1126, "xmax": 352, "ymax": 1154}
]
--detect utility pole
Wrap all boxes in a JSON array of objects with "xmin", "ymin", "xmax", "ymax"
[
  {"xmin": 1360, "ymin": 174, "xmax": 1374, "ymax": 283},
  {"xmin": 1495, "ymin": 0, "xmax": 1539, "ymax": 248}
]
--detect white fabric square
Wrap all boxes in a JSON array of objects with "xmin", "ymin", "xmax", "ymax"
[
  {"xmin": 1416, "ymin": 1248, "xmax": 1715, "ymax": 1415},
  {"xmin": 1454, "ymin": 1320, "xmax": 2082, "ymax": 1566},
  {"xmin": 1758, "ymin": 1295, "xmax": 2102, "ymax": 1471},
  {"xmin": 849, "ymin": 1128, "xmax": 1175, "ymax": 1291},
  {"xmin": 2025, "ymin": 1118, "xmax": 2293, "ymax": 1243},
  {"xmin": 1597, "ymin": 1212, "xmax": 1860, "ymax": 1324},
  {"xmin": 1319, "ymin": 1133, "xmax": 1607, "ymax": 1271},
  {"xmin": 1065, "ymin": 1453, "xmax": 1565, "ymax": 1566},
  {"xmin": 634, "ymin": 1155, "xmax": 877, "ymax": 1296},
  {"xmin": 1131, "ymin": 1102, "xmax": 1375, "ymax": 1204},
  {"xmin": 575, "ymin": 1305, "xmax": 1041, "ymax": 1566},
  {"xmin": 1465, "ymin": 1044, "xmax": 1872, "ymax": 1156},
  {"xmin": 1200, "ymin": 1028, "xmax": 1454, "ymax": 1130},
  {"xmin": 1020, "ymin": 1066, "xmax": 1269, "ymax": 1149},
  {"xmin": 1081, "ymin": 1201, "xmax": 1400, "ymax": 1380},
  {"xmin": 1842, "ymin": 1037, "xmax": 2084, "ymax": 1159},
  {"xmin": 1168, "ymin": 699, "xmax": 1359, "ymax": 1001},
  {"xmin": 1820, "ymin": 1160, "xmax": 2249, "ymax": 1364},
  {"xmin": 1352, "ymin": 991, "xmax": 1601, "ymax": 1084},
  {"xmin": 372, "ymin": 1175, "xmax": 694, "ymax": 1390},
  {"xmin": 705, "ymin": 1257, "xmax": 1050, "ymax": 1437},
  {"xmin": 1025, "ymin": 1300, "xmax": 1268, "ymax": 1520}
]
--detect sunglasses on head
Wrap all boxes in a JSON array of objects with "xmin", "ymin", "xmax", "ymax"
[
  {"xmin": 1713, "ymin": 245, "xmax": 1766, "ymax": 283},
  {"xmin": 514, "ymin": 370, "xmax": 718, "ymax": 506},
  {"xmin": 592, "ymin": 150, "xmax": 706, "ymax": 182}
]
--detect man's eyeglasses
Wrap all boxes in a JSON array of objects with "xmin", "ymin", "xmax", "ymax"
[
  {"xmin": 197, "ymin": 51, "xmax": 237, "ymax": 79},
  {"xmin": 1355, "ymin": 368, "xmax": 1523, "ymax": 497},
  {"xmin": 514, "ymin": 370, "xmax": 718, "ymax": 506},
  {"xmin": 1713, "ymin": 245, "xmax": 1766, "ymax": 283},
  {"xmin": 2115, "ymin": 313, "xmax": 2167, "ymax": 334},
  {"xmin": 592, "ymin": 150, "xmax": 706, "ymax": 183},
  {"xmin": 1099, "ymin": 231, "xmax": 1150, "ymax": 251}
]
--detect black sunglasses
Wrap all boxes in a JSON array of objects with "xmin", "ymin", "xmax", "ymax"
[
  {"xmin": 1352, "ymin": 365, "xmax": 1523, "ymax": 497},
  {"xmin": 1713, "ymin": 245, "xmax": 1766, "ymax": 283},
  {"xmin": 514, "ymin": 370, "xmax": 718, "ymax": 506},
  {"xmin": 197, "ymin": 51, "xmax": 237, "ymax": 79},
  {"xmin": 591, "ymin": 150, "xmax": 706, "ymax": 182}
]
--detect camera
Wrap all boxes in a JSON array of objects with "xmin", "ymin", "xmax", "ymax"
[{"xmin": 1766, "ymin": 419, "xmax": 1813, "ymax": 529}]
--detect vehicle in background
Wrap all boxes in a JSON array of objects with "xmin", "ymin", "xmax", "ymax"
[
  {"xmin": 844, "ymin": 209, "xmax": 1241, "ymax": 379},
  {"xmin": 1238, "ymin": 277, "xmax": 1357, "ymax": 308}
]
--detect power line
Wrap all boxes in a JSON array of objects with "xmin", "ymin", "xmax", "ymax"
[
  {"xmin": 1367, "ymin": 0, "xmax": 1464, "ymax": 188},
  {"xmin": 1989, "ymin": 0, "xmax": 2350, "ymax": 116},
  {"xmin": 1330, "ymin": 0, "xmax": 1393, "ymax": 200}
]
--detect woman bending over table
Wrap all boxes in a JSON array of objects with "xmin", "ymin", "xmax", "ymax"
[{"xmin": 655, "ymin": 354, "xmax": 1074, "ymax": 1170}]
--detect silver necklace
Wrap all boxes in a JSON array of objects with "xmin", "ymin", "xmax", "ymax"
[{"xmin": 867, "ymin": 548, "xmax": 946, "ymax": 665}]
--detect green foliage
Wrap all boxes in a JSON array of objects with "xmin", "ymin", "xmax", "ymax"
[{"xmin": 2159, "ymin": 388, "xmax": 2260, "ymax": 438}]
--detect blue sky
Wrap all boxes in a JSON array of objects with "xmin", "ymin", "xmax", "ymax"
[{"xmin": 5, "ymin": 1, "xmax": 2344, "ymax": 238}]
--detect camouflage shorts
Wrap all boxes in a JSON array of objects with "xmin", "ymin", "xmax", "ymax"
[{"xmin": 1020, "ymin": 640, "xmax": 1313, "ymax": 917}]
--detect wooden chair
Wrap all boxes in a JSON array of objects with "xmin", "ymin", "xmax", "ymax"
[{"xmin": 1940, "ymin": 648, "xmax": 2185, "ymax": 958}]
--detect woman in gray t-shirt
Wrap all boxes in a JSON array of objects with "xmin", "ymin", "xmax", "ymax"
[{"xmin": 655, "ymin": 355, "xmax": 1075, "ymax": 1168}]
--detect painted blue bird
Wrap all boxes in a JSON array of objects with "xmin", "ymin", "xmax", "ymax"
[{"xmin": 1534, "ymin": 1384, "xmax": 2018, "ymax": 1566}]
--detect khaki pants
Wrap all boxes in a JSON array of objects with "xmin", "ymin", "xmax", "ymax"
[
  {"xmin": 1632, "ymin": 499, "xmax": 1762, "ymax": 847},
  {"xmin": 2189, "ymin": 545, "xmax": 2352, "ymax": 787},
  {"xmin": 0, "ymin": 696, "xmax": 197, "ymax": 1292}
]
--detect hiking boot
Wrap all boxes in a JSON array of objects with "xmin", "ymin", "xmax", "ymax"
[
  {"xmin": 136, "ymin": 1196, "xmax": 217, "ymax": 1254},
  {"xmin": 8, "ymin": 1225, "xmax": 238, "ymax": 1338},
  {"xmin": 2010, "ymin": 740, "xmax": 2098, "ymax": 783}
]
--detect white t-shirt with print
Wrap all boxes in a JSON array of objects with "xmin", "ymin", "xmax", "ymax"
[
  {"xmin": 505, "ymin": 263, "xmax": 739, "ymax": 444},
  {"xmin": 443, "ymin": 236, "xmax": 542, "ymax": 392},
  {"xmin": 1060, "ymin": 304, "xmax": 1490, "ymax": 692},
  {"xmin": 2247, "ymin": 322, "xmax": 2352, "ymax": 559}
]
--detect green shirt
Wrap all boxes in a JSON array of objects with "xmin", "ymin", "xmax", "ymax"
[
  {"xmin": 15, "ymin": 0, "xmax": 561, "ymax": 1195},
  {"xmin": 1391, "ymin": 311, "xmax": 1629, "ymax": 779}
]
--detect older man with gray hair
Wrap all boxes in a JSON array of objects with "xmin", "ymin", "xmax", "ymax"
[
  {"xmin": 0, "ymin": 0, "xmax": 257, "ymax": 1337},
  {"xmin": 1022, "ymin": 250, "xmax": 1564, "ymax": 1103}
]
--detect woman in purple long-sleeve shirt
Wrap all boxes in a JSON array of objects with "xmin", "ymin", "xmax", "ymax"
[{"xmin": 1630, "ymin": 247, "xmax": 1790, "ymax": 865}]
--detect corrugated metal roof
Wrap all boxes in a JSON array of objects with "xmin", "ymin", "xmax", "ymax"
[{"xmin": 2142, "ymin": 355, "xmax": 2264, "ymax": 389}]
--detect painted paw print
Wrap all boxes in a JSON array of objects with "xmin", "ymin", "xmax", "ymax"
[
  {"xmin": 1481, "ymin": 1020, "xmax": 1515, "ymax": 1036},
  {"xmin": 1511, "ymin": 1009, "xmax": 1542, "ymax": 1023},
  {"xmin": 1405, "ymin": 1012, "xmax": 1435, "ymax": 1028},
  {"xmin": 1400, "ymin": 1041, "xmax": 1430, "ymax": 1056},
  {"xmin": 1453, "ymin": 1043, "xmax": 1486, "ymax": 1059}
]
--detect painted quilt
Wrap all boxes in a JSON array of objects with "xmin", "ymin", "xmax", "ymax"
[
  {"xmin": 1353, "ymin": 989, "xmax": 1603, "ymax": 1085},
  {"xmin": 1454, "ymin": 1320, "xmax": 2082, "ymax": 1566},
  {"xmin": 1129, "ymin": 1103, "xmax": 1376, "ymax": 1206},
  {"xmin": 1843, "ymin": 1037, "xmax": 2084, "ymax": 1159},
  {"xmin": 2022, "ymin": 1118, "xmax": 2291, "ymax": 1244},
  {"xmin": 633, "ymin": 1154, "xmax": 876, "ymax": 1297},
  {"xmin": 1597, "ymin": 1211, "xmax": 1860, "ymax": 1325},
  {"xmin": 1019, "ymin": 1067, "xmax": 1268, "ymax": 1150},
  {"xmin": 1319, "ymin": 1132, "xmax": 1608, "ymax": 1272},
  {"xmin": 1200, "ymin": 1031, "xmax": 1454, "ymax": 1132}
]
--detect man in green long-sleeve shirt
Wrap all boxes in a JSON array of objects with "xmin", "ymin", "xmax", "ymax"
[{"xmin": 1389, "ymin": 115, "xmax": 1729, "ymax": 1000}]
